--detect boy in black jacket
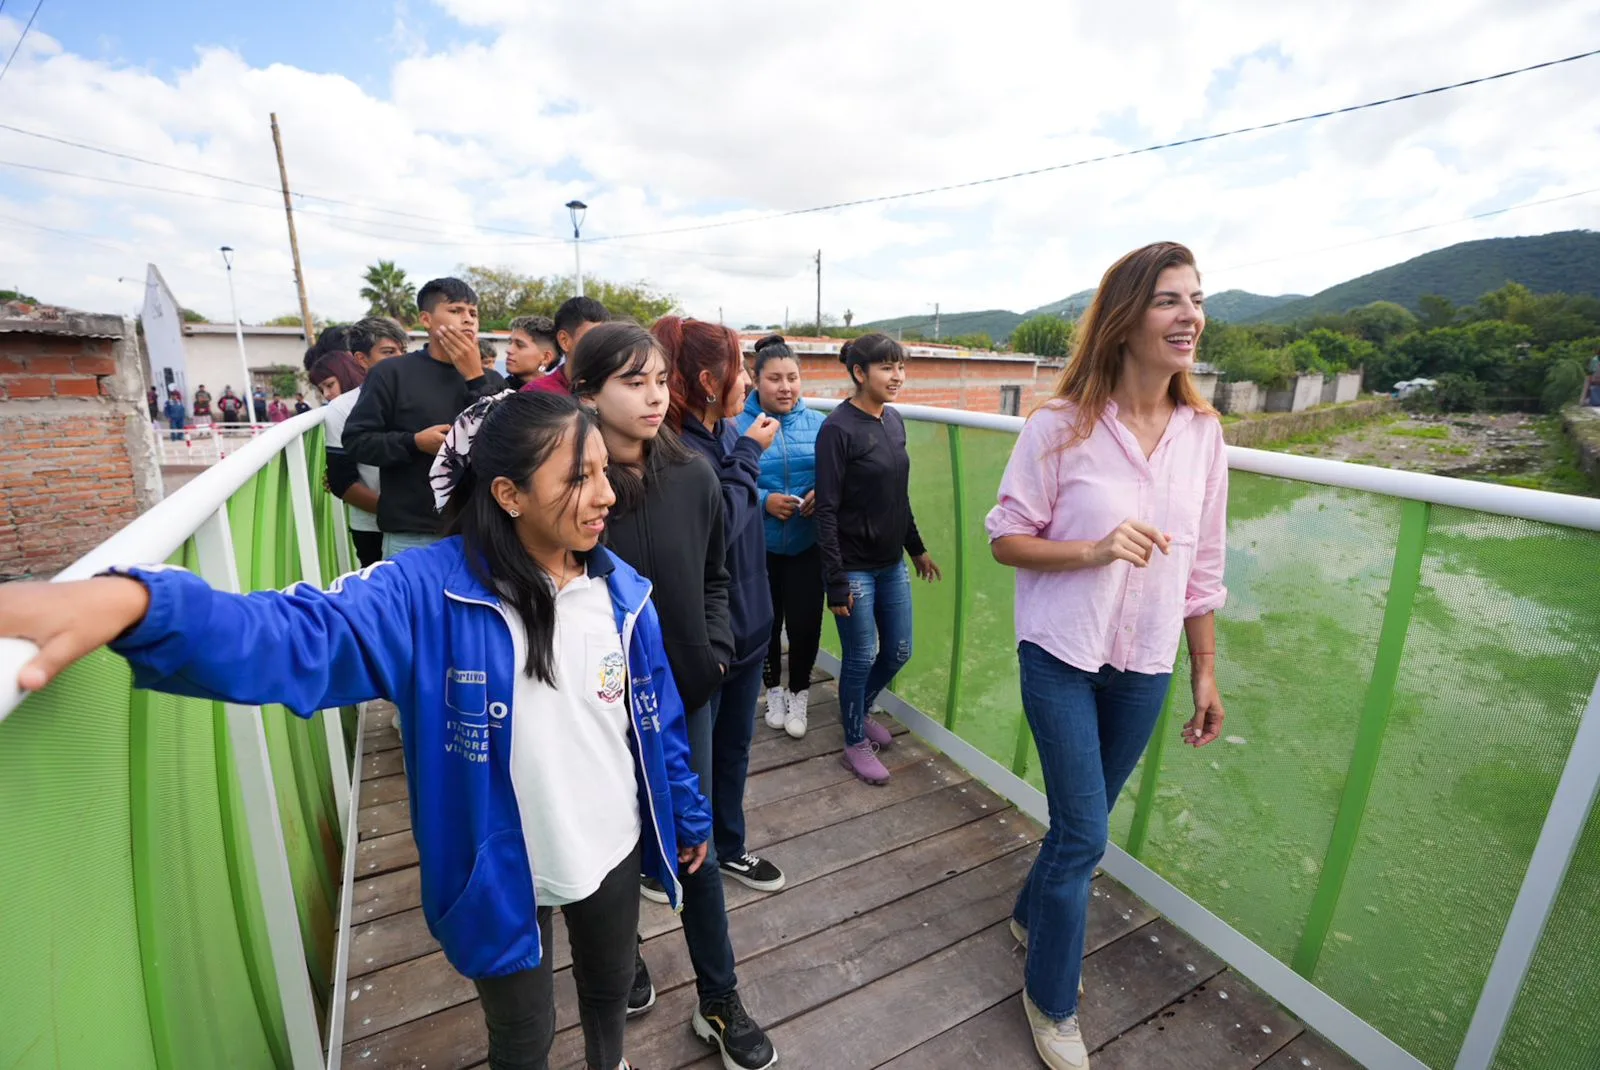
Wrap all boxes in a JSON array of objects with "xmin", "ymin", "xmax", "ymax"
[{"xmin": 344, "ymin": 278, "xmax": 498, "ymax": 557}]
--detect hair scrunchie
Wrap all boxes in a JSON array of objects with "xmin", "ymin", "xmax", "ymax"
[{"xmin": 429, "ymin": 389, "xmax": 515, "ymax": 512}]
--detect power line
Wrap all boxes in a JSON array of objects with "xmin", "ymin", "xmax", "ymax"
[
  {"xmin": 588, "ymin": 47, "xmax": 1600, "ymax": 244},
  {"xmin": 0, "ymin": 120, "xmax": 564, "ymax": 239},
  {"xmin": 0, "ymin": 0, "xmax": 43, "ymax": 87},
  {"xmin": 0, "ymin": 158, "xmax": 570, "ymax": 244}
]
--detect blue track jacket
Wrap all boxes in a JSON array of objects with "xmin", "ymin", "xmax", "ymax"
[
  {"xmin": 736, "ymin": 393, "xmax": 825, "ymax": 556},
  {"xmin": 108, "ymin": 539, "xmax": 711, "ymax": 979}
]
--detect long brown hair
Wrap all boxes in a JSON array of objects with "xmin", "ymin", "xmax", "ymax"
[{"xmin": 1049, "ymin": 241, "xmax": 1215, "ymax": 444}]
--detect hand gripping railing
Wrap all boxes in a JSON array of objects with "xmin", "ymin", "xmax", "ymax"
[{"xmin": 808, "ymin": 397, "xmax": 1600, "ymax": 1070}]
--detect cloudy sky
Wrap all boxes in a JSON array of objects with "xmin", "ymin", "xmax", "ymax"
[{"xmin": 1, "ymin": 0, "xmax": 1598, "ymax": 332}]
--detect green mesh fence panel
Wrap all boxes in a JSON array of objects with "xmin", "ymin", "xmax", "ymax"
[
  {"xmin": 0, "ymin": 652, "xmax": 156, "ymax": 1069},
  {"xmin": 1313, "ymin": 509, "xmax": 1600, "ymax": 1067},
  {"xmin": 1133, "ymin": 476, "xmax": 1399, "ymax": 963},
  {"xmin": 1495, "ymin": 794, "xmax": 1600, "ymax": 1069},
  {"xmin": 948, "ymin": 427, "xmax": 1029, "ymax": 774},
  {"xmin": 899, "ymin": 420, "xmax": 957, "ymax": 723},
  {"xmin": 898, "ymin": 419, "xmax": 1600, "ymax": 1069}
]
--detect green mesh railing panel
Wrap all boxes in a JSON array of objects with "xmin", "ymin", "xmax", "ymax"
[
  {"xmin": 0, "ymin": 651, "xmax": 156, "ymax": 1069},
  {"xmin": 899, "ymin": 419, "xmax": 1600, "ymax": 1069},
  {"xmin": 1312, "ymin": 509, "xmax": 1600, "ymax": 1066},
  {"xmin": 235, "ymin": 456, "xmax": 339, "ymax": 1005},
  {"xmin": 1495, "ymin": 795, "xmax": 1600, "ymax": 1069}
]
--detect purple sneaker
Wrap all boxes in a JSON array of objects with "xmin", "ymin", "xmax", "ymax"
[
  {"xmin": 840, "ymin": 741, "xmax": 891, "ymax": 785},
  {"xmin": 864, "ymin": 716, "xmax": 894, "ymax": 748}
]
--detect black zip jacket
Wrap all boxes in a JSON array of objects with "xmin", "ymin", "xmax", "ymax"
[
  {"xmin": 679, "ymin": 417, "xmax": 773, "ymax": 669},
  {"xmin": 813, "ymin": 400, "xmax": 927, "ymax": 606},
  {"xmin": 604, "ymin": 453, "xmax": 734, "ymax": 714},
  {"xmin": 343, "ymin": 347, "xmax": 499, "ymax": 535}
]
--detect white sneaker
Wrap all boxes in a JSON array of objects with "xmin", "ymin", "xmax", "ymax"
[
  {"xmin": 784, "ymin": 689, "xmax": 809, "ymax": 739},
  {"xmin": 764, "ymin": 687, "xmax": 787, "ymax": 730},
  {"xmin": 1023, "ymin": 993, "xmax": 1088, "ymax": 1069}
]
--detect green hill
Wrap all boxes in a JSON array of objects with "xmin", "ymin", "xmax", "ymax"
[
  {"xmin": 1022, "ymin": 289, "xmax": 1098, "ymax": 320},
  {"xmin": 1247, "ymin": 230, "xmax": 1600, "ymax": 322},
  {"xmin": 859, "ymin": 308, "xmax": 1024, "ymax": 342},
  {"xmin": 1206, "ymin": 290, "xmax": 1303, "ymax": 321}
]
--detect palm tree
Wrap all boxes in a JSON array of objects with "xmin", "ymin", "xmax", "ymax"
[{"xmin": 360, "ymin": 261, "xmax": 418, "ymax": 323}]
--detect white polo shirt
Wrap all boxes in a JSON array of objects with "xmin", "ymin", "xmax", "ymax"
[
  {"xmin": 505, "ymin": 571, "xmax": 642, "ymax": 905},
  {"xmin": 322, "ymin": 387, "xmax": 381, "ymax": 534}
]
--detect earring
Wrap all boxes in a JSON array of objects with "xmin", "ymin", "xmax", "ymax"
[
  {"xmin": 705, "ymin": 394, "xmax": 717, "ymax": 404},
  {"xmin": 509, "ymin": 509, "xmax": 521, "ymax": 518}
]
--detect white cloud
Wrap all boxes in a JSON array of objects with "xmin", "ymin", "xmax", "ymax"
[{"xmin": 0, "ymin": 0, "xmax": 1597, "ymax": 330}]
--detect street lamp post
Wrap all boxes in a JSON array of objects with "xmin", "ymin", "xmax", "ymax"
[
  {"xmin": 565, "ymin": 200, "xmax": 587, "ymax": 297},
  {"xmin": 220, "ymin": 246, "xmax": 254, "ymax": 423}
]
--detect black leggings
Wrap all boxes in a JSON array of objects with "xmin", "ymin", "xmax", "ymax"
[
  {"xmin": 472, "ymin": 842, "xmax": 641, "ymax": 1070},
  {"xmin": 351, "ymin": 530, "xmax": 384, "ymax": 569},
  {"xmin": 764, "ymin": 545, "xmax": 825, "ymax": 692}
]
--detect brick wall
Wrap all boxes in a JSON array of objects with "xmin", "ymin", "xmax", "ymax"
[
  {"xmin": 791, "ymin": 354, "xmax": 1056, "ymax": 414},
  {"xmin": 0, "ymin": 313, "xmax": 161, "ymax": 580}
]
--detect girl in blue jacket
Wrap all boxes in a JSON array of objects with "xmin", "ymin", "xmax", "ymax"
[
  {"xmin": 3, "ymin": 392, "xmax": 710, "ymax": 1070},
  {"xmin": 735, "ymin": 335, "xmax": 827, "ymax": 740}
]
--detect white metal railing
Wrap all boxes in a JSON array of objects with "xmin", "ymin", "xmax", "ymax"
[
  {"xmin": 1, "ymin": 406, "xmax": 353, "ymax": 1070},
  {"xmin": 808, "ymin": 396, "xmax": 1600, "ymax": 1070},
  {"xmin": 150, "ymin": 421, "xmax": 279, "ymax": 466}
]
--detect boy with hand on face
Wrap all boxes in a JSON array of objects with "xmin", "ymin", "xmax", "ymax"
[{"xmin": 344, "ymin": 277, "xmax": 501, "ymax": 558}]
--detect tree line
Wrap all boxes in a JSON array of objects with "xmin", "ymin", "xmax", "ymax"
[{"xmin": 1199, "ymin": 283, "xmax": 1600, "ymax": 412}]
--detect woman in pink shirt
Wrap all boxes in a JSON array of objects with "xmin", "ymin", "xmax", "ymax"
[{"xmin": 985, "ymin": 241, "xmax": 1227, "ymax": 1070}]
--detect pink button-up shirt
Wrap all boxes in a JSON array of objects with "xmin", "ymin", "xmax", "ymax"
[{"xmin": 984, "ymin": 399, "xmax": 1228, "ymax": 675}]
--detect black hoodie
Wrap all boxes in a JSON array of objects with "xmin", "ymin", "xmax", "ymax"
[{"xmin": 604, "ymin": 453, "xmax": 734, "ymax": 714}]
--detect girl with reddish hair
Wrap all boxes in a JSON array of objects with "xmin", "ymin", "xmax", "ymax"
[
  {"xmin": 644, "ymin": 316, "xmax": 782, "ymax": 1069},
  {"xmin": 986, "ymin": 242, "xmax": 1228, "ymax": 1069}
]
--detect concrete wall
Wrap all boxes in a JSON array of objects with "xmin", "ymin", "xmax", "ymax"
[
  {"xmin": 1334, "ymin": 371, "xmax": 1363, "ymax": 404},
  {"xmin": 0, "ymin": 312, "xmax": 162, "ymax": 580},
  {"xmin": 1563, "ymin": 406, "xmax": 1600, "ymax": 488},
  {"xmin": 1224, "ymin": 398, "xmax": 1396, "ymax": 449},
  {"xmin": 1265, "ymin": 374, "xmax": 1326, "ymax": 413},
  {"xmin": 1192, "ymin": 373, "xmax": 1219, "ymax": 405},
  {"xmin": 1217, "ymin": 381, "xmax": 1264, "ymax": 414}
]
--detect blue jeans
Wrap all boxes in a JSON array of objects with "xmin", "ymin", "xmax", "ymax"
[
  {"xmin": 709, "ymin": 659, "xmax": 764, "ymax": 864},
  {"xmin": 832, "ymin": 562, "xmax": 914, "ymax": 746},
  {"xmin": 678, "ymin": 700, "xmax": 739, "ymax": 1000},
  {"xmin": 383, "ymin": 531, "xmax": 442, "ymax": 558},
  {"xmin": 1012, "ymin": 642, "xmax": 1171, "ymax": 1020}
]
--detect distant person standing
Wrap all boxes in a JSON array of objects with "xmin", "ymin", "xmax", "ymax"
[
  {"xmin": 267, "ymin": 397, "xmax": 291, "ymax": 423},
  {"xmin": 218, "ymin": 387, "xmax": 245, "ymax": 424},
  {"xmin": 293, "ymin": 394, "xmax": 312, "ymax": 416},
  {"xmin": 162, "ymin": 390, "xmax": 186, "ymax": 441},
  {"xmin": 505, "ymin": 315, "xmax": 558, "ymax": 389},
  {"xmin": 736, "ymin": 334, "xmax": 827, "ymax": 740},
  {"xmin": 191, "ymin": 384, "xmax": 213, "ymax": 427},
  {"xmin": 813, "ymin": 334, "xmax": 942, "ymax": 786},
  {"xmin": 147, "ymin": 386, "xmax": 160, "ymax": 423},
  {"xmin": 1587, "ymin": 364, "xmax": 1600, "ymax": 407},
  {"xmin": 252, "ymin": 389, "xmax": 268, "ymax": 423},
  {"xmin": 345, "ymin": 277, "xmax": 500, "ymax": 557},
  {"xmin": 523, "ymin": 297, "xmax": 610, "ymax": 395}
]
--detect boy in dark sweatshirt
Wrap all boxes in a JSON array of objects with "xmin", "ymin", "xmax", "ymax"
[{"xmin": 344, "ymin": 277, "xmax": 498, "ymax": 557}]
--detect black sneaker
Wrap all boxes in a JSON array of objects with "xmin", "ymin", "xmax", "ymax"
[
  {"xmin": 628, "ymin": 946, "xmax": 656, "ymax": 1018},
  {"xmin": 719, "ymin": 852, "xmax": 787, "ymax": 893},
  {"xmin": 640, "ymin": 876, "xmax": 669, "ymax": 905},
  {"xmin": 692, "ymin": 992, "xmax": 777, "ymax": 1070}
]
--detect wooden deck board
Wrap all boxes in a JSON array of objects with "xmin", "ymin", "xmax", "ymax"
[{"xmin": 342, "ymin": 693, "xmax": 1361, "ymax": 1070}]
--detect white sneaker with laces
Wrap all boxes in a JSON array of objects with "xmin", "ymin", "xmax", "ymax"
[
  {"xmin": 1023, "ymin": 993, "xmax": 1088, "ymax": 1069},
  {"xmin": 764, "ymin": 687, "xmax": 787, "ymax": 730},
  {"xmin": 785, "ymin": 689, "xmax": 809, "ymax": 739}
]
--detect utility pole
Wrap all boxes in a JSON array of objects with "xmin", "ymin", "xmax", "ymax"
[
  {"xmin": 934, "ymin": 302, "xmax": 941, "ymax": 341},
  {"xmin": 815, "ymin": 249, "xmax": 822, "ymax": 336},
  {"xmin": 566, "ymin": 200, "xmax": 588, "ymax": 297},
  {"xmin": 269, "ymin": 114, "xmax": 315, "ymax": 344},
  {"xmin": 784, "ymin": 306, "xmax": 789, "ymax": 331}
]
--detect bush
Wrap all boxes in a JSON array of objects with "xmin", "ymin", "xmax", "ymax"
[
  {"xmin": 1541, "ymin": 360, "xmax": 1588, "ymax": 412},
  {"xmin": 1219, "ymin": 344, "xmax": 1295, "ymax": 389},
  {"xmin": 1404, "ymin": 372, "xmax": 1487, "ymax": 414}
]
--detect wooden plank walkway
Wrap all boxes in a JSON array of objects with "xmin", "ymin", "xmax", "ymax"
[{"xmin": 341, "ymin": 676, "xmax": 1361, "ymax": 1070}]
